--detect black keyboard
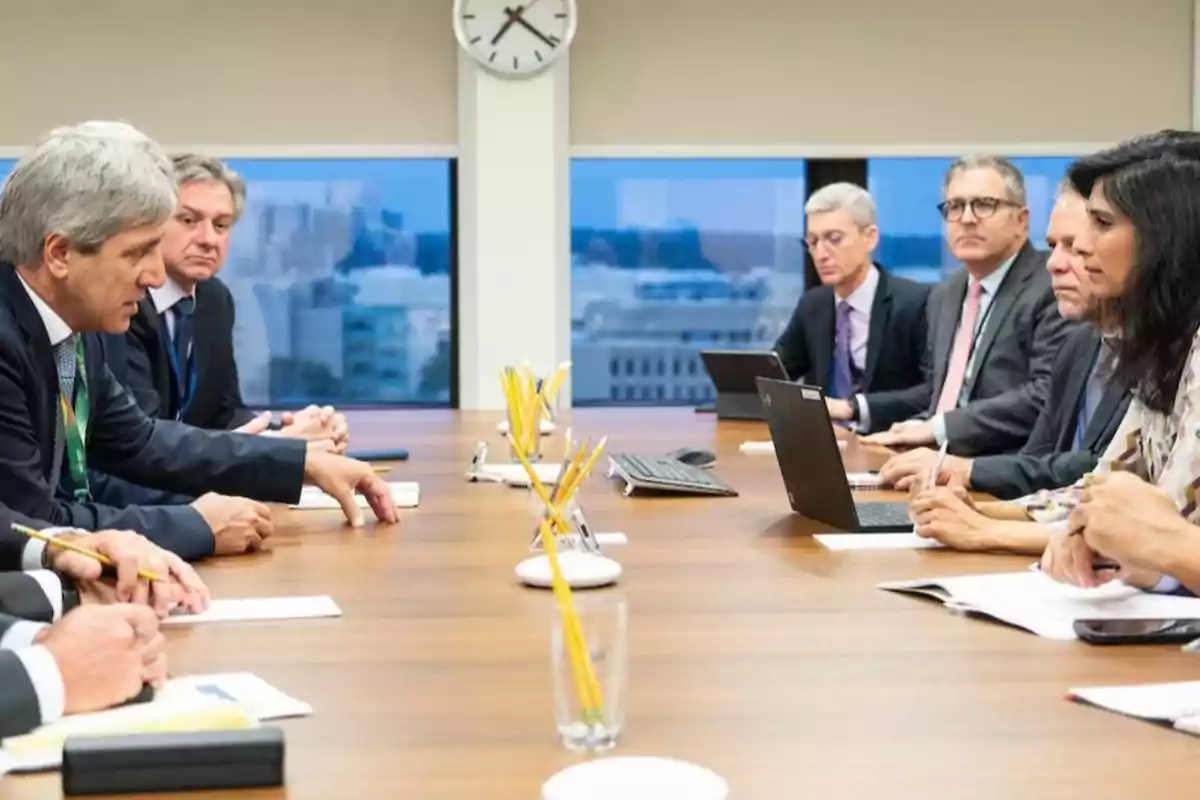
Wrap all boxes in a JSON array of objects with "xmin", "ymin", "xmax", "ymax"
[
  {"xmin": 854, "ymin": 501, "xmax": 912, "ymax": 530},
  {"xmin": 608, "ymin": 454, "xmax": 738, "ymax": 497}
]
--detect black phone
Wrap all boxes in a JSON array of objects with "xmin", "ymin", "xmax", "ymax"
[{"xmin": 1073, "ymin": 618, "xmax": 1200, "ymax": 645}]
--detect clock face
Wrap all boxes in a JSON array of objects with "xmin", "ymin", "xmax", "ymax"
[{"xmin": 454, "ymin": 0, "xmax": 577, "ymax": 78}]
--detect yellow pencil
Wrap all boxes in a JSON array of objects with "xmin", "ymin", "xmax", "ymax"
[{"xmin": 13, "ymin": 524, "xmax": 165, "ymax": 582}]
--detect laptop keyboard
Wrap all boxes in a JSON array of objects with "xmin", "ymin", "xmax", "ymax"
[{"xmin": 854, "ymin": 501, "xmax": 912, "ymax": 529}]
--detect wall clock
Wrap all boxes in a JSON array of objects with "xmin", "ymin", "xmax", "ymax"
[{"xmin": 454, "ymin": 0, "xmax": 578, "ymax": 78}]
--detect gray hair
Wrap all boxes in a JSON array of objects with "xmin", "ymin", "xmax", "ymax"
[
  {"xmin": 943, "ymin": 154, "xmax": 1028, "ymax": 206},
  {"xmin": 0, "ymin": 120, "xmax": 177, "ymax": 266},
  {"xmin": 804, "ymin": 182, "xmax": 877, "ymax": 228},
  {"xmin": 171, "ymin": 153, "xmax": 246, "ymax": 223}
]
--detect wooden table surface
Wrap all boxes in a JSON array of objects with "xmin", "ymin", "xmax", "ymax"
[{"xmin": 4, "ymin": 408, "xmax": 1197, "ymax": 800}]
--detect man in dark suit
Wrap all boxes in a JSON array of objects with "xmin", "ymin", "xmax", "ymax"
[
  {"xmin": 108, "ymin": 154, "xmax": 348, "ymax": 449},
  {"xmin": 861, "ymin": 155, "xmax": 1079, "ymax": 457},
  {"xmin": 880, "ymin": 184, "xmax": 1131, "ymax": 503},
  {"xmin": 0, "ymin": 121, "xmax": 397, "ymax": 556},
  {"xmin": 773, "ymin": 183, "xmax": 929, "ymax": 431},
  {"xmin": 0, "ymin": 603, "xmax": 165, "ymax": 739}
]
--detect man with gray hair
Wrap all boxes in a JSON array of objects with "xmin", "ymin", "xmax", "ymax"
[
  {"xmin": 107, "ymin": 154, "xmax": 349, "ymax": 451},
  {"xmin": 0, "ymin": 121, "xmax": 398, "ymax": 561},
  {"xmin": 774, "ymin": 182, "xmax": 930, "ymax": 430},
  {"xmin": 861, "ymin": 155, "xmax": 1079, "ymax": 456}
]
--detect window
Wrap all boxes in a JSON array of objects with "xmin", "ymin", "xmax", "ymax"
[
  {"xmin": 571, "ymin": 158, "xmax": 807, "ymax": 406},
  {"xmin": 0, "ymin": 157, "xmax": 455, "ymax": 407},
  {"xmin": 867, "ymin": 156, "xmax": 1078, "ymax": 284},
  {"xmin": 220, "ymin": 158, "xmax": 454, "ymax": 407}
]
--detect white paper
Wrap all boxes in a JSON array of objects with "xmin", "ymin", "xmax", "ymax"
[
  {"xmin": 472, "ymin": 462, "xmax": 563, "ymax": 486},
  {"xmin": 169, "ymin": 673, "xmax": 312, "ymax": 720},
  {"xmin": 845, "ymin": 472, "xmax": 883, "ymax": 489},
  {"xmin": 291, "ymin": 481, "xmax": 419, "ymax": 509},
  {"xmin": 161, "ymin": 596, "xmax": 342, "ymax": 627},
  {"xmin": 1174, "ymin": 716, "xmax": 1200, "ymax": 735},
  {"xmin": 496, "ymin": 418, "xmax": 555, "ymax": 435},
  {"xmin": 2, "ymin": 673, "xmax": 308, "ymax": 771},
  {"xmin": 816, "ymin": 532, "xmax": 941, "ymax": 550},
  {"xmin": 1068, "ymin": 681, "xmax": 1200, "ymax": 722},
  {"xmin": 879, "ymin": 570, "xmax": 1200, "ymax": 640},
  {"xmin": 738, "ymin": 440, "xmax": 775, "ymax": 454}
]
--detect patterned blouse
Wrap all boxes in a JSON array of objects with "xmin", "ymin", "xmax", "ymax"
[{"xmin": 1016, "ymin": 328, "xmax": 1200, "ymax": 525}]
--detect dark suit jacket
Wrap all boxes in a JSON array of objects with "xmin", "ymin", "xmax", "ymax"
[
  {"xmin": 0, "ymin": 571, "xmax": 57, "ymax": 624},
  {"xmin": 0, "ymin": 506, "xmax": 51, "ymax": 572},
  {"xmin": 773, "ymin": 267, "xmax": 929, "ymax": 429},
  {"xmin": 105, "ymin": 277, "xmax": 257, "ymax": 430},
  {"xmin": 969, "ymin": 327, "xmax": 1131, "ymax": 500},
  {"xmin": 0, "ymin": 265, "xmax": 307, "ymax": 559},
  {"xmin": 865, "ymin": 241, "xmax": 1080, "ymax": 456},
  {"xmin": 0, "ymin": 618, "xmax": 44, "ymax": 737}
]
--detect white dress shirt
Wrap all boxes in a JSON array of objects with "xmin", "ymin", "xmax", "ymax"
[
  {"xmin": 931, "ymin": 254, "xmax": 1018, "ymax": 445},
  {"xmin": 149, "ymin": 276, "xmax": 194, "ymax": 344}
]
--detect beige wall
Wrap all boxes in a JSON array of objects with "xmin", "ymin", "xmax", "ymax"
[
  {"xmin": 0, "ymin": 0, "xmax": 457, "ymax": 146},
  {"xmin": 570, "ymin": 0, "xmax": 1194, "ymax": 147}
]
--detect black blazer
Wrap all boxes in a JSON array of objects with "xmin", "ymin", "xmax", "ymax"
[
  {"xmin": 0, "ymin": 506, "xmax": 51, "ymax": 572},
  {"xmin": 969, "ymin": 327, "xmax": 1131, "ymax": 500},
  {"xmin": 0, "ymin": 620, "xmax": 44, "ymax": 738},
  {"xmin": 865, "ymin": 241, "xmax": 1081, "ymax": 455},
  {"xmin": 773, "ymin": 267, "xmax": 929, "ymax": 429},
  {"xmin": 0, "ymin": 266, "xmax": 307, "ymax": 557},
  {"xmin": 105, "ymin": 276, "xmax": 257, "ymax": 430}
]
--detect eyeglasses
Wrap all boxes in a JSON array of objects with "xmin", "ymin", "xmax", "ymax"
[{"xmin": 937, "ymin": 196, "xmax": 1020, "ymax": 222}]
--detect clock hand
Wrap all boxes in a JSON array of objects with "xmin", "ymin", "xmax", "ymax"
[
  {"xmin": 491, "ymin": 4, "xmax": 524, "ymax": 45},
  {"xmin": 513, "ymin": 15, "xmax": 559, "ymax": 49}
]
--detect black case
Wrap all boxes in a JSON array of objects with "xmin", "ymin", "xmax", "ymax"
[{"xmin": 62, "ymin": 727, "xmax": 284, "ymax": 796}]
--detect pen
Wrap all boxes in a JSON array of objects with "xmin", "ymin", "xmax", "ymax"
[
  {"xmin": 926, "ymin": 441, "xmax": 949, "ymax": 490},
  {"xmin": 12, "ymin": 523, "xmax": 166, "ymax": 582}
]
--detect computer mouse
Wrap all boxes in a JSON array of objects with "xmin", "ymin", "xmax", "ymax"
[{"xmin": 666, "ymin": 447, "xmax": 717, "ymax": 468}]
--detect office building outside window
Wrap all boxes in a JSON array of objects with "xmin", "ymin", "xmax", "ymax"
[{"xmin": 570, "ymin": 158, "xmax": 807, "ymax": 406}]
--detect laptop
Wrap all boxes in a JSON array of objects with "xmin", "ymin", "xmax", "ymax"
[
  {"xmin": 698, "ymin": 349, "xmax": 790, "ymax": 420},
  {"xmin": 754, "ymin": 377, "xmax": 913, "ymax": 533}
]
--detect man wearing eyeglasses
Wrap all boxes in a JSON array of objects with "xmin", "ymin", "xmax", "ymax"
[
  {"xmin": 773, "ymin": 183, "xmax": 930, "ymax": 430},
  {"xmin": 859, "ymin": 155, "xmax": 1078, "ymax": 456}
]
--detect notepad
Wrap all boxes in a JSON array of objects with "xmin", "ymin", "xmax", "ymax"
[
  {"xmin": 1068, "ymin": 681, "xmax": 1200, "ymax": 737},
  {"xmin": 291, "ymin": 482, "xmax": 419, "ymax": 509},
  {"xmin": 878, "ymin": 570, "xmax": 1200, "ymax": 640},
  {"xmin": 161, "ymin": 596, "xmax": 342, "ymax": 626},
  {"xmin": 815, "ymin": 532, "xmax": 942, "ymax": 551},
  {"xmin": 2, "ymin": 674, "xmax": 309, "ymax": 772},
  {"xmin": 738, "ymin": 440, "xmax": 775, "ymax": 454}
]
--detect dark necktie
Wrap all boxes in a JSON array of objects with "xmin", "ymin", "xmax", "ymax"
[
  {"xmin": 1073, "ymin": 343, "xmax": 1110, "ymax": 450},
  {"xmin": 171, "ymin": 296, "xmax": 195, "ymax": 403},
  {"xmin": 830, "ymin": 300, "xmax": 854, "ymax": 399}
]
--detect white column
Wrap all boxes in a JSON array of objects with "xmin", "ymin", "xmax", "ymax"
[
  {"xmin": 1194, "ymin": 0, "xmax": 1200, "ymax": 129},
  {"xmin": 457, "ymin": 52, "xmax": 571, "ymax": 410}
]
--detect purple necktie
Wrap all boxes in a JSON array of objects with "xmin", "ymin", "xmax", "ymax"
[{"xmin": 831, "ymin": 300, "xmax": 854, "ymax": 399}]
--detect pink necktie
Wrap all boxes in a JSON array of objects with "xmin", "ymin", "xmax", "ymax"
[{"xmin": 936, "ymin": 280, "xmax": 983, "ymax": 412}]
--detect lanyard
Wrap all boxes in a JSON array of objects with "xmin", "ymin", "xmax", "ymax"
[
  {"xmin": 165, "ymin": 329, "xmax": 197, "ymax": 421},
  {"xmin": 59, "ymin": 336, "xmax": 90, "ymax": 502}
]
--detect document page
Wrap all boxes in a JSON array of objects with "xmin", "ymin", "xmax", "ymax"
[
  {"xmin": 816, "ymin": 533, "xmax": 941, "ymax": 550},
  {"xmin": 162, "ymin": 596, "xmax": 343, "ymax": 626},
  {"xmin": 292, "ymin": 482, "xmax": 419, "ymax": 509},
  {"xmin": 880, "ymin": 570, "xmax": 1200, "ymax": 639},
  {"xmin": 1068, "ymin": 681, "xmax": 1200, "ymax": 722}
]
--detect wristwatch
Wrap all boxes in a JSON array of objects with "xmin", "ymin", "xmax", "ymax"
[{"xmin": 847, "ymin": 397, "xmax": 861, "ymax": 422}]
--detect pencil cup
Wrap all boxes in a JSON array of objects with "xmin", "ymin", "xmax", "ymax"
[
  {"xmin": 507, "ymin": 403, "xmax": 544, "ymax": 462},
  {"xmin": 551, "ymin": 595, "xmax": 627, "ymax": 752}
]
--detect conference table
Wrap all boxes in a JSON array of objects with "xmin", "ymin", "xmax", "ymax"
[{"xmin": 5, "ymin": 408, "xmax": 1198, "ymax": 799}]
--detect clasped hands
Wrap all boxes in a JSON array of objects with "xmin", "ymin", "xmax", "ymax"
[{"xmin": 238, "ymin": 404, "xmax": 350, "ymax": 454}]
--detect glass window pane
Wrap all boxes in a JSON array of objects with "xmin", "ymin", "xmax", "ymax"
[
  {"xmin": 221, "ymin": 158, "xmax": 453, "ymax": 407},
  {"xmin": 0, "ymin": 156, "xmax": 454, "ymax": 407},
  {"xmin": 571, "ymin": 157, "xmax": 806, "ymax": 406},
  {"xmin": 868, "ymin": 156, "xmax": 1078, "ymax": 284}
]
